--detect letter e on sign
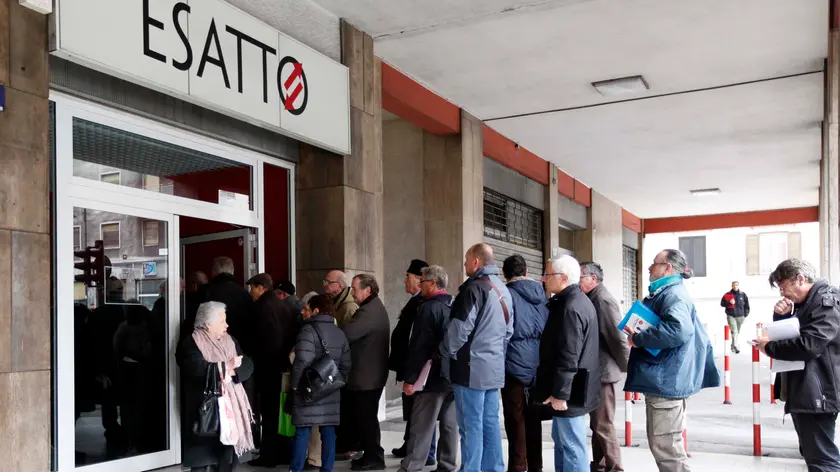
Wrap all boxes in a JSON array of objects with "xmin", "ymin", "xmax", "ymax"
[{"xmin": 20, "ymin": 0, "xmax": 52, "ymax": 14}]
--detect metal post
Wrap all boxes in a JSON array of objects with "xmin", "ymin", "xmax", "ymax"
[
  {"xmin": 624, "ymin": 391, "xmax": 632, "ymax": 447},
  {"xmin": 724, "ymin": 324, "xmax": 732, "ymax": 405},
  {"xmin": 753, "ymin": 323, "xmax": 762, "ymax": 456}
]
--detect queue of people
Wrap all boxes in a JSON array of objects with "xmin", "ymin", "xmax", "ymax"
[{"xmin": 172, "ymin": 245, "xmax": 733, "ymax": 472}]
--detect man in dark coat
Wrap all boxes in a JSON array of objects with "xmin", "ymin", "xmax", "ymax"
[
  {"xmin": 501, "ymin": 255, "xmax": 548, "ymax": 472},
  {"xmin": 205, "ymin": 257, "xmax": 256, "ymax": 355},
  {"xmin": 758, "ymin": 259, "xmax": 840, "ymax": 470},
  {"xmin": 534, "ymin": 255, "xmax": 600, "ymax": 472},
  {"xmin": 246, "ymin": 273, "xmax": 299, "ymax": 467},
  {"xmin": 580, "ymin": 262, "xmax": 629, "ymax": 472},
  {"xmin": 398, "ymin": 265, "xmax": 458, "ymax": 472},
  {"xmin": 720, "ymin": 281, "xmax": 750, "ymax": 354},
  {"xmin": 340, "ymin": 274, "xmax": 391, "ymax": 471},
  {"xmin": 389, "ymin": 259, "xmax": 437, "ymax": 463},
  {"xmin": 276, "ymin": 279, "xmax": 304, "ymax": 316}
]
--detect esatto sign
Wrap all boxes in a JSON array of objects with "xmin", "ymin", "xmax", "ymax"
[{"xmin": 53, "ymin": 0, "xmax": 351, "ymax": 155}]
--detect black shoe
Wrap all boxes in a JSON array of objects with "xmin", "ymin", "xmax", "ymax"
[
  {"xmin": 734, "ymin": 347, "xmax": 741, "ymax": 354},
  {"xmin": 303, "ymin": 460, "xmax": 319, "ymax": 470},
  {"xmin": 426, "ymin": 458, "xmax": 436, "ymax": 466},
  {"xmin": 336, "ymin": 451, "xmax": 359, "ymax": 461},
  {"xmin": 392, "ymin": 445, "xmax": 408, "ymax": 458},
  {"xmin": 351, "ymin": 460, "xmax": 386, "ymax": 471}
]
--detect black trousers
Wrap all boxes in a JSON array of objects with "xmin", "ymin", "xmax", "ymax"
[
  {"xmin": 340, "ymin": 388, "xmax": 385, "ymax": 463},
  {"xmin": 257, "ymin": 378, "xmax": 292, "ymax": 463},
  {"xmin": 792, "ymin": 412, "xmax": 840, "ymax": 472}
]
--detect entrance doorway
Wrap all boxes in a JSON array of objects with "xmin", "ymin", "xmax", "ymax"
[{"xmin": 53, "ymin": 93, "xmax": 294, "ymax": 472}]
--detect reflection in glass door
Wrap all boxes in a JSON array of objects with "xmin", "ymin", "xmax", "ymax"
[{"xmin": 59, "ymin": 203, "xmax": 179, "ymax": 472}]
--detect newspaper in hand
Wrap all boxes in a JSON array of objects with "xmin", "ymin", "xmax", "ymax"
[
  {"xmin": 617, "ymin": 300, "xmax": 662, "ymax": 356},
  {"xmin": 763, "ymin": 317, "xmax": 805, "ymax": 373},
  {"xmin": 414, "ymin": 360, "xmax": 433, "ymax": 392}
]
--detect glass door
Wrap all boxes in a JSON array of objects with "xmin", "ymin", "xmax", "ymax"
[{"xmin": 56, "ymin": 199, "xmax": 180, "ymax": 472}]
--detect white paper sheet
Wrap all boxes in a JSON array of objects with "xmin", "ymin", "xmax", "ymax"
[{"xmin": 764, "ymin": 317, "xmax": 805, "ymax": 372}]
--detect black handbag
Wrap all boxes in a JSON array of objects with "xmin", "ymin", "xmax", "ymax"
[
  {"xmin": 192, "ymin": 363, "xmax": 221, "ymax": 437},
  {"xmin": 302, "ymin": 325, "xmax": 345, "ymax": 403}
]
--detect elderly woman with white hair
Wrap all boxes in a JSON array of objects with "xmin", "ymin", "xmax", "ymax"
[{"xmin": 177, "ymin": 301, "xmax": 255, "ymax": 472}]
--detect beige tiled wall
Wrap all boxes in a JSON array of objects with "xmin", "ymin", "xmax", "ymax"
[{"xmin": 0, "ymin": 1, "xmax": 52, "ymax": 470}]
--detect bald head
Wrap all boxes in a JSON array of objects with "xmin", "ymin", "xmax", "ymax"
[
  {"xmin": 465, "ymin": 243, "xmax": 494, "ymax": 277},
  {"xmin": 324, "ymin": 270, "xmax": 350, "ymax": 298}
]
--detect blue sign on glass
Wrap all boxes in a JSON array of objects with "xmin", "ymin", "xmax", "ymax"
[
  {"xmin": 143, "ymin": 262, "xmax": 157, "ymax": 277},
  {"xmin": 0, "ymin": 85, "xmax": 5, "ymax": 112}
]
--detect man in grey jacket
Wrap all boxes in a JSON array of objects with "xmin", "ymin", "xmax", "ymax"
[
  {"xmin": 340, "ymin": 274, "xmax": 391, "ymax": 471},
  {"xmin": 580, "ymin": 262, "xmax": 630, "ymax": 472},
  {"xmin": 443, "ymin": 243, "xmax": 514, "ymax": 472}
]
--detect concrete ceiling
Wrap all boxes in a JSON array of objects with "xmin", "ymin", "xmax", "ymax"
[{"xmin": 313, "ymin": 0, "xmax": 828, "ymax": 218}]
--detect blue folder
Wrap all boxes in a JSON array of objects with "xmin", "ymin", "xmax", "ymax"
[{"xmin": 617, "ymin": 300, "xmax": 662, "ymax": 356}]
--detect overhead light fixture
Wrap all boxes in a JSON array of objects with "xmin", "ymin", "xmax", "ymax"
[
  {"xmin": 690, "ymin": 188, "xmax": 721, "ymax": 197},
  {"xmin": 591, "ymin": 75, "xmax": 649, "ymax": 97}
]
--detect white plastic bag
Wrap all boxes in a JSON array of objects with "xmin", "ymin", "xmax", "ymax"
[{"xmin": 218, "ymin": 390, "xmax": 240, "ymax": 446}]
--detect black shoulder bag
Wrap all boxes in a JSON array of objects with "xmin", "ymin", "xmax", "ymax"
[
  {"xmin": 193, "ymin": 363, "xmax": 221, "ymax": 437},
  {"xmin": 302, "ymin": 324, "xmax": 345, "ymax": 403}
]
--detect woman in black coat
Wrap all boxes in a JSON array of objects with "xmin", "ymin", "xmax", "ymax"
[
  {"xmin": 177, "ymin": 301, "xmax": 255, "ymax": 472},
  {"xmin": 289, "ymin": 295, "xmax": 351, "ymax": 472}
]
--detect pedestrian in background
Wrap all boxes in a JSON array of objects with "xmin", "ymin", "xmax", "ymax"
[{"xmin": 720, "ymin": 281, "xmax": 750, "ymax": 354}]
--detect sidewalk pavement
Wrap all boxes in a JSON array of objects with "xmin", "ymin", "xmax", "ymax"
[{"xmin": 238, "ymin": 427, "xmax": 808, "ymax": 472}]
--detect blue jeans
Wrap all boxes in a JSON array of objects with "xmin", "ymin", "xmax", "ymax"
[
  {"xmin": 291, "ymin": 425, "xmax": 336, "ymax": 472},
  {"xmin": 452, "ymin": 385, "xmax": 504, "ymax": 472},
  {"xmin": 551, "ymin": 416, "xmax": 588, "ymax": 472},
  {"xmin": 429, "ymin": 428, "xmax": 437, "ymax": 461}
]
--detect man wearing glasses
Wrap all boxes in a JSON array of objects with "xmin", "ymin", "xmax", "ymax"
[
  {"xmin": 323, "ymin": 270, "xmax": 358, "ymax": 327},
  {"xmin": 756, "ymin": 259, "xmax": 840, "ymax": 470}
]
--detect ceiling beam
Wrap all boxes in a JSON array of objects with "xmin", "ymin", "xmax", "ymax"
[{"xmin": 643, "ymin": 207, "xmax": 819, "ymax": 234}]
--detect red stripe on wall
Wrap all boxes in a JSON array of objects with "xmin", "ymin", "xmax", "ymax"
[
  {"xmin": 622, "ymin": 209, "xmax": 642, "ymax": 233},
  {"xmin": 557, "ymin": 170, "xmax": 575, "ymax": 199},
  {"xmin": 482, "ymin": 125, "xmax": 550, "ymax": 185},
  {"xmin": 381, "ymin": 62, "xmax": 461, "ymax": 135},
  {"xmin": 574, "ymin": 180, "xmax": 591, "ymax": 207},
  {"xmin": 643, "ymin": 207, "xmax": 819, "ymax": 234}
]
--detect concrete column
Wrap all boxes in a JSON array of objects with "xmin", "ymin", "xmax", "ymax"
[
  {"xmin": 423, "ymin": 111, "xmax": 483, "ymax": 286},
  {"xmin": 544, "ymin": 164, "xmax": 560, "ymax": 258},
  {"xmin": 0, "ymin": 1, "xmax": 52, "ymax": 470},
  {"xmin": 295, "ymin": 20, "xmax": 384, "ymax": 294},
  {"xmin": 590, "ymin": 191, "xmax": 624, "ymax": 301},
  {"xmin": 822, "ymin": 5, "xmax": 840, "ymax": 282}
]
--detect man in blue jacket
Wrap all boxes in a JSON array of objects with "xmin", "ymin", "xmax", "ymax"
[
  {"xmin": 443, "ymin": 243, "xmax": 514, "ymax": 472},
  {"xmin": 501, "ymin": 255, "xmax": 548, "ymax": 472},
  {"xmin": 625, "ymin": 249, "xmax": 720, "ymax": 472}
]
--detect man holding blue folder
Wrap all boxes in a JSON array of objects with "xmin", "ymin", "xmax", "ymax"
[{"xmin": 624, "ymin": 249, "xmax": 719, "ymax": 472}]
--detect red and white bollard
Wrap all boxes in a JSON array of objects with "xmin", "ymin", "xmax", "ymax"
[
  {"xmin": 634, "ymin": 392, "xmax": 640, "ymax": 401},
  {"xmin": 752, "ymin": 323, "xmax": 762, "ymax": 456},
  {"xmin": 724, "ymin": 325, "xmax": 732, "ymax": 405},
  {"xmin": 624, "ymin": 391, "xmax": 632, "ymax": 447},
  {"xmin": 770, "ymin": 359, "xmax": 777, "ymax": 404}
]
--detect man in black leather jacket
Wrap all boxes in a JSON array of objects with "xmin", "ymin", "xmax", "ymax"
[{"xmin": 757, "ymin": 259, "xmax": 840, "ymax": 471}]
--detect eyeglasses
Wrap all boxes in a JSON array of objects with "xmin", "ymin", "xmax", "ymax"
[
  {"xmin": 542, "ymin": 272, "xmax": 564, "ymax": 277},
  {"xmin": 419, "ymin": 280, "xmax": 434, "ymax": 285}
]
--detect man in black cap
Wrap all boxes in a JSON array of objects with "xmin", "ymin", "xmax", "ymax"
[
  {"xmin": 247, "ymin": 273, "xmax": 298, "ymax": 467},
  {"xmin": 388, "ymin": 259, "xmax": 436, "ymax": 465},
  {"xmin": 275, "ymin": 279, "xmax": 303, "ymax": 316}
]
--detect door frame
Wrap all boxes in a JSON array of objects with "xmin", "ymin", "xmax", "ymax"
[
  {"xmin": 180, "ymin": 228, "xmax": 258, "ymax": 287},
  {"xmin": 52, "ymin": 92, "xmax": 294, "ymax": 471},
  {"xmin": 55, "ymin": 198, "xmax": 181, "ymax": 472}
]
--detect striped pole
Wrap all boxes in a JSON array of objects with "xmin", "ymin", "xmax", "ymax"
[
  {"xmin": 634, "ymin": 392, "xmax": 641, "ymax": 401},
  {"xmin": 724, "ymin": 324, "xmax": 732, "ymax": 405},
  {"xmin": 682, "ymin": 429, "xmax": 688, "ymax": 455},
  {"xmin": 770, "ymin": 359, "xmax": 777, "ymax": 404},
  {"xmin": 624, "ymin": 391, "xmax": 632, "ymax": 447},
  {"xmin": 753, "ymin": 323, "xmax": 762, "ymax": 456}
]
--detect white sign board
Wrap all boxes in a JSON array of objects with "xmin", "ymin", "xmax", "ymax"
[
  {"xmin": 20, "ymin": 0, "xmax": 52, "ymax": 14},
  {"xmin": 53, "ymin": 0, "xmax": 351, "ymax": 155}
]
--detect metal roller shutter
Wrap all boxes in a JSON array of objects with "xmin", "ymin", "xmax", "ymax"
[{"xmin": 483, "ymin": 188, "xmax": 545, "ymax": 279}]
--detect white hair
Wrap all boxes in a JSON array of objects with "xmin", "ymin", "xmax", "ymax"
[
  {"xmin": 194, "ymin": 301, "xmax": 226, "ymax": 329},
  {"xmin": 301, "ymin": 291, "xmax": 319, "ymax": 306},
  {"xmin": 212, "ymin": 257, "xmax": 235, "ymax": 275},
  {"xmin": 549, "ymin": 255, "xmax": 581, "ymax": 285}
]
